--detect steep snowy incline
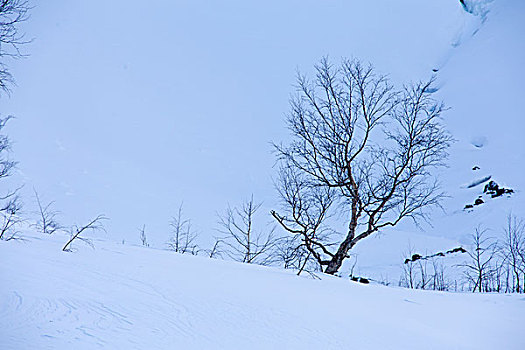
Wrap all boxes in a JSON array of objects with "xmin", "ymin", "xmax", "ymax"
[
  {"xmin": 345, "ymin": 0, "xmax": 525, "ymax": 280},
  {"xmin": 429, "ymin": 0, "xmax": 525, "ymax": 242},
  {"xmin": 1, "ymin": 235, "xmax": 524, "ymax": 350}
]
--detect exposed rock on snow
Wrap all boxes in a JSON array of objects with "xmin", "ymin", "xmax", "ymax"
[{"xmin": 484, "ymin": 180, "xmax": 514, "ymax": 198}]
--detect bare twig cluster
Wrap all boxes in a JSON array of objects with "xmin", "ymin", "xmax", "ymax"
[
  {"xmin": 33, "ymin": 189, "xmax": 62, "ymax": 234},
  {"xmin": 217, "ymin": 195, "xmax": 278, "ymax": 265},
  {"xmin": 0, "ymin": 116, "xmax": 22, "ymax": 240},
  {"xmin": 0, "ymin": 0, "xmax": 30, "ymax": 92},
  {"xmin": 168, "ymin": 204, "xmax": 198, "ymax": 255},
  {"xmin": 456, "ymin": 217, "xmax": 525, "ymax": 293},
  {"xmin": 0, "ymin": 1, "xmax": 29, "ymax": 239},
  {"xmin": 399, "ymin": 244, "xmax": 457, "ymax": 291}
]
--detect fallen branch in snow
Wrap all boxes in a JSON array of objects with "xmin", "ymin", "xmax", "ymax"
[{"xmin": 62, "ymin": 215, "xmax": 108, "ymax": 252}]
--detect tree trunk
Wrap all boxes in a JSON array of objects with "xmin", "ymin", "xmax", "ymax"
[{"xmin": 324, "ymin": 198, "xmax": 359, "ymax": 275}]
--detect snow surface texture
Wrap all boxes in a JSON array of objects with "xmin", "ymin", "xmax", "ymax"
[{"xmin": 2, "ymin": 235, "xmax": 524, "ymax": 350}]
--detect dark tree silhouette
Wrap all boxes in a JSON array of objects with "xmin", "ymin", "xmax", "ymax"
[{"xmin": 272, "ymin": 58, "xmax": 452, "ymax": 275}]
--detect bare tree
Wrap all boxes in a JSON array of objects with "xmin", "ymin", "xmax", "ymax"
[
  {"xmin": 168, "ymin": 204, "xmax": 198, "ymax": 254},
  {"xmin": 33, "ymin": 189, "xmax": 62, "ymax": 234},
  {"xmin": 459, "ymin": 227, "xmax": 498, "ymax": 293},
  {"xmin": 489, "ymin": 258, "xmax": 507, "ymax": 293},
  {"xmin": 502, "ymin": 215, "xmax": 525, "ymax": 293},
  {"xmin": 429, "ymin": 257, "xmax": 450, "ymax": 291},
  {"xmin": 218, "ymin": 195, "xmax": 278, "ymax": 265},
  {"xmin": 62, "ymin": 215, "xmax": 108, "ymax": 252},
  {"xmin": 0, "ymin": 0, "xmax": 30, "ymax": 92},
  {"xmin": 272, "ymin": 58, "xmax": 452, "ymax": 275},
  {"xmin": 399, "ymin": 243, "xmax": 417, "ymax": 289},
  {"xmin": 0, "ymin": 116, "xmax": 22, "ymax": 240},
  {"xmin": 138, "ymin": 224, "xmax": 149, "ymax": 247},
  {"xmin": 416, "ymin": 258, "xmax": 431, "ymax": 290}
]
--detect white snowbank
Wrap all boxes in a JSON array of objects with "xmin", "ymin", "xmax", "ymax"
[{"xmin": 1, "ymin": 235, "xmax": 523, "ymax": 350}]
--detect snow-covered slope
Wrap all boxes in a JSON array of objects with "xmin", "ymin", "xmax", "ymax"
[
  {"xmin": 1, "ymin": 235, "xmax": 524, "ymax": 350},
  {"xmin": 340, "ymin": 0, "xmax": 525, "ymax": 279},
  {"xmin": 432, "ymin": 0, "xmax": 525, "ymax": 241}
]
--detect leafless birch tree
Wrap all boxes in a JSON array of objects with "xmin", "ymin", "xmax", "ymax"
[
  {"xmin": 460, "ymin": 227, "xmax": 498, "ymax": 293},
  {"xmin": 33, "ymin": 189, "xmax": 62, "ymax": 234},
  {"xmin": 502, "ymin": 215, "xmax": 525, "ymax": 293},
  {"xmin": 272, "ymin": 58, "xmax": 452, "ymax": 275},
  {"xmin": 168, "ymin": 204, "xmax": 198, "ymax": 254},
  {"xmin": 139, "ymin": 224, "xmax": 149, "ymax": 247},
  {"xmin": 218, "ymin": 196, "xmax": 278, "ymax": 265}
]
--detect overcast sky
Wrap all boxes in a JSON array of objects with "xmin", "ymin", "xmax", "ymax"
[{"xmin": 3, "ymin": 0, "xmax": 466, "ymax": 246}]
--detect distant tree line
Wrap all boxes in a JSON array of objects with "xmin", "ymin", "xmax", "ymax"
[{"xmin": 399, "ymin": 215, "xmax": 525, "ymax": 293}]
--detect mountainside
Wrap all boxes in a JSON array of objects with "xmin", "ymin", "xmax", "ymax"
[
  {"xmin": 2, "ymin": 1, "xmax": 525, "ymax": 348},
  {"xmin": 1, "ymin": 233, "xmax": 524, "ymax": 350},
  {"xmin": 433, "ymin": 0, "xmax": 525, "ymax": 239},
  {"xmin": 345, "ymin": 0, "xmax": 525, "ymax": 280}
]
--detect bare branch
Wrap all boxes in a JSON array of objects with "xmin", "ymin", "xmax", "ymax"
[
  {"xmin": 33, "ymin": 188, "xmax": 62, "ymax": 234},
  {"xmin": 62, "ymin": 215, "xmax": 108, "ymax": 252}
]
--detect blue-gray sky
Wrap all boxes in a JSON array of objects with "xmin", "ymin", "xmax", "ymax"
[{"xmin": 4, "ymin": 0, "xmax": 466, "ymax": 246}]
